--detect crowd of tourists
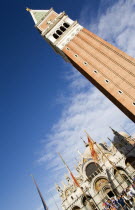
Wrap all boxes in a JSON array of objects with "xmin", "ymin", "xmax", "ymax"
[{"xmin": 103, "ymin": 178, "xmax": 135, "ymax": 210}]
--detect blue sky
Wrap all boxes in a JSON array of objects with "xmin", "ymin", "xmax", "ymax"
[{"xmin": 1, "ymin": 0, "xmax": 135, "ymax": 210}]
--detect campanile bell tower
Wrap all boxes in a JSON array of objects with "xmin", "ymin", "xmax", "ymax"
[{"xmin": 27, "ymin": 8, "xmax": 135, "ymax": 122}]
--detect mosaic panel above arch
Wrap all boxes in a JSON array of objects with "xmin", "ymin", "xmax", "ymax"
[{"xmin": 95, "ymin": 178, "xmax": 109, "ymax": 192}]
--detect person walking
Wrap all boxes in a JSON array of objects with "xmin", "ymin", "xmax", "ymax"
[{"xmin": 117, "ymin": 195, "xmax": 128, "ymax": 210}]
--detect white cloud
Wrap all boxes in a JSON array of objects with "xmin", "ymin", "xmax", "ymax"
[
  {"xmin": 37, "ymin": 0, "xmax": 135, "ymax": 209},
  {"xmin": 87, "ymin": 0, "xmax": 135, "ymax": 57}
]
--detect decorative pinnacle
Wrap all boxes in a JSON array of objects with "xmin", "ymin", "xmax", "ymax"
[
  {"xmin": 84, "ymin": 130, "xmax": 87, "ymax": 134},
  {"xmin": 109, "ymin": 126, "xmax": 116, "ymax": 134},
  {"xmin": 80, "ymin": 137, "xmax": 87, "ymax": 147},
  {"xmin": 109, "ymin": 127, "xmax": 120, "ymax": 137},
  {"xmin": 26, "ymin": 8, "xmax": 31, "ymax": 12}
]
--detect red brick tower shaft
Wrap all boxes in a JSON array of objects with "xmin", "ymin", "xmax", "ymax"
[{"xmin": 27, "ymin": 8, "xmax": 135, "ymax": 122}]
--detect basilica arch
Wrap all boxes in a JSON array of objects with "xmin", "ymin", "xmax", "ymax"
[
  {"xmin": 125, "ymin": 156, "xmax": 135, "ymax": 169},
  {"xmin": 114, "ymin": 166, "xmax": 131, "ymax": 187},
  {"xmin": 94, "ymin": 177, "xmax": 114, "ymax": 201},
  {"xmin": 82, "ymin": 195, "xmax": 97, "ymax": 210},
  {"xmin": 83, "ymin": 160, "xmax": 102, "ymax": 179},
  {"xmin": 82, "ymin": 195, "xmax": 91, "ymax": 206},
  {"xmin": 72, "ymin": 206, "xmax": 81, "ymax": 210}
]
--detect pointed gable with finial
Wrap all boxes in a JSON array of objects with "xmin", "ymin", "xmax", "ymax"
[
  {"xmin": 26, "ymin": 8, "xmax": 49, "ymax": 25},
  {"xmin": 26, "ymin": 8, "xmax": 59, "ymax": 32}
]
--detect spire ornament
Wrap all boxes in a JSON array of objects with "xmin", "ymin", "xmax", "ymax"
[
  {"xmin": 81, "ymin": 137, "xmax": 88, "ymax": 147},
  {"xmin": 26, "ymin": 8, "xmax": 31, "ymax": 12},
  {"xmin": 55, "ymin": 184, "xmax": 63, "ymax": 193},
  {"xmin": 61, "ymin": 181, "xmax": 67, "ymax": 189},
  {"xmin": 109, "ymin": 127, "xmax": 119, "ymax": 135},
  {"xmin": 65, "ymin": 174, "xmax": 70, "ymax": 183}
]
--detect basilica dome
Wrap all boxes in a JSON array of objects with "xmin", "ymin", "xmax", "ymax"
[
  {"xmin": 113, "ymin": 131, "xmax": 129, "ymax": 142},
  {"xmin": 83, "ymin": 146, "xmax": 92, "ymax": 159},
  {"xmin": 119, "ymin": 131, "xmax": 129, "ymax": 138},
  {"xmin": 113, "ymin": 131, "xmax": 135, "ymax": 146},
  {"xmin": 82, "ymin": 142, "xmax": 102, "ymax": 159}
]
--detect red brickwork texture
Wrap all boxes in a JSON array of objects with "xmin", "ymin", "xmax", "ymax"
[{"xmin": 62, "ymin": 28, "xmax": 135, "ymax": 122}]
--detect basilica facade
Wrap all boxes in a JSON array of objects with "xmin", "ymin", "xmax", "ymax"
[{"xmin": 56, "ymin": 129, "xmax": 135, "ymax": 210}]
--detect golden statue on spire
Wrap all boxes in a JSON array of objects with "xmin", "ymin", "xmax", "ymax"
[{"xmin": 26, "ymin": 8, "xmax": 31, "ymax": 12}]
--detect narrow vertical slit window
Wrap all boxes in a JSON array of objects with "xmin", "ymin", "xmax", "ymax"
[
  {"xmin": 83, "ymin": 61, "xmax": 88, "ymax": 65},
  {"xmin": 105, "ymin": 79, "xmax": 109, "ymax": 83},
  {"xmin": 118, "ymin": 90, "xmax": 123, "ymax": 94}
]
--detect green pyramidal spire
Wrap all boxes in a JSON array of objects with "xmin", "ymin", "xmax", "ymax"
[{"xmin": 26, "ymin": 8, "xmax": 49, "ymax": 25}]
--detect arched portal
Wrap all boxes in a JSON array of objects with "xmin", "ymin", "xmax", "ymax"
[
  {"xmin": 102, "ymin": 185, "xmax": 114, "ymax": 198},
  {"xmin": 72, "ymin": 206, "xmax": 81, "ymax": 210},
  {"xmin": 114, "ymin": 167, "xmax": 131, "ymax": 187},
  {"xmin": 125, "ymin": 156, "xmax": 135, "ymax": 169},
  {"xmin": 95, "ymin": 178, "xmax": 114, "ymax": 201},
  {"xmin": 82, "ymin": 195, "xmax": 91, "ymax": 206},
  {"xmin": 85, "ymin": 162, "xmax": 101, "ymax": 178},
  {"xmin": 82, "ymin": 195, "xmax": 98, "ymax": 210}
]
